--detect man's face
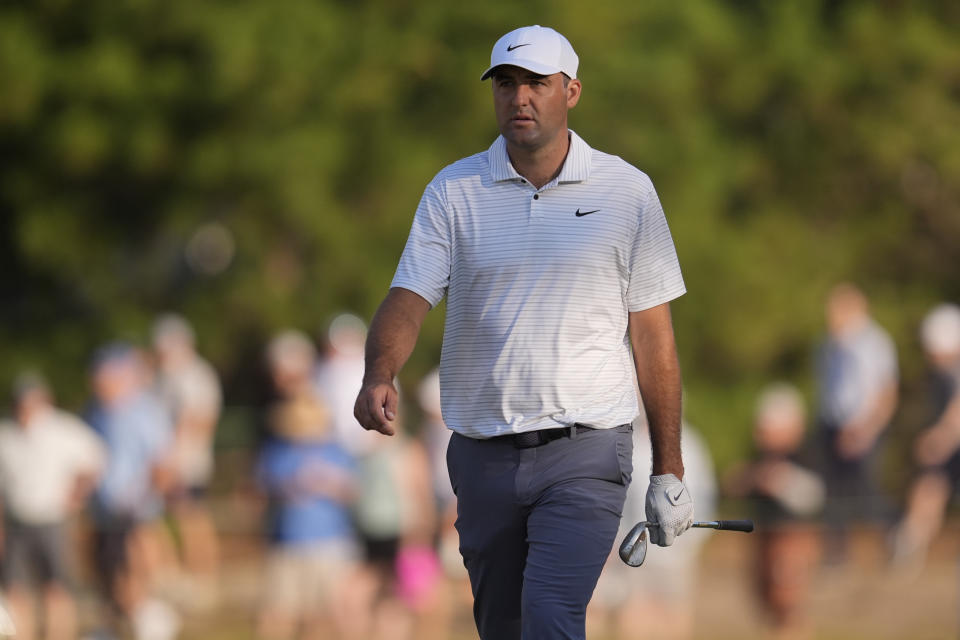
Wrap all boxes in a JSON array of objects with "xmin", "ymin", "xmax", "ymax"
[{"xmin": 491, "ymin": 66, "xmax": 581, "ymax": 151}]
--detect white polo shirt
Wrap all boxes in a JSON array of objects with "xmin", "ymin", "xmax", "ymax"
[
  {"xmin": 0, "ymin": 408, "xmax": 105, "ymax": 525},
  {"xmin": 392, "ymin": 131, "xmax": 685, "ymax": 438}
]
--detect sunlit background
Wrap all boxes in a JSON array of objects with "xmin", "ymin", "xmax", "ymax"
[{"xmin": 1, "ymin": 1, "xmax": 958, "ymax": 639}]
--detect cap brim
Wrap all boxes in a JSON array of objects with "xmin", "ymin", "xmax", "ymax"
[{"xmin": 480, "ymin": 60, "xmax": 564, "ymax": 81}]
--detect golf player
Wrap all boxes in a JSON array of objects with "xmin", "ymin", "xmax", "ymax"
[{"xmin": 354, "ymin": 25, "xmax": 693, "ymax": 639}]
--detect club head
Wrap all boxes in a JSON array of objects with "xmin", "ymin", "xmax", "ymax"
[{"xmin": 618, "ymin": 521, "xmax": 649, "ymax": 567}]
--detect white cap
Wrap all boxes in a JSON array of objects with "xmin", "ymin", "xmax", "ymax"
[
  {"xmin": 755, "ymin": 383, "xmax": 806, "ymax": 427},
  {"xmin": 920, "ymin": 303, "xmax": 960, "ymax": 355},
  {"xmin": 152, "ymin": 312, "xmax": 195, "ymax": 349},
  {"xmin": 326, "ymin": 313, "xmax": 367, "ymax": 357},
  {"xmin": 266, "ymin": 329, "xmax": 316, "ymax": 373},
  {"xmin": 481, "ymin": 25, "xmax": 578, "ymax": 81}
]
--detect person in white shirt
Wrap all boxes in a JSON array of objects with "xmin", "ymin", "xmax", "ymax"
[
  {"xmin": 314, "ymin": 313, "xmax": 379, "ymax": 458},
  {"xmin": 354, "ymin": 25, "xmax": 692, "ymax": 640},
  {"xmin": 815, "ymin": 283, "xmax": 898, "ymax": 562},
  {"xmin": 0, "ymin": 373, "xmax": 105, "ymax": 640},
  {"xmin": 889, "ymin": 303, "xmax": 960, "ymax": 569},
  {"xmin": 152, "ymin": 313, "xmax": 223, "ymax": 597}
]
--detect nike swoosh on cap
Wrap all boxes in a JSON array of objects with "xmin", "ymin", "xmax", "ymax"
[
  {"xmin": 507, "ymin": 43, "xmax": 531, "ymax": 51},
  {"xmin": 575, "ymin": 209, "xmax": 600, "ymax": 217}
]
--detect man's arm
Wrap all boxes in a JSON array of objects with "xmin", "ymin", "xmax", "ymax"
[
  {"xmin": 915, "ymin": 390, "xmax": 960, "ymax": 466},
  {"xmin": 628, "ymin": 302, "xmax": 684, "ymax": 478},
  {"xmin": 837, "ymin": 381, "xmax": 898, "ymax": 459},
  {"xmin": 354, "ymin": 287, "xmax": 431, "ymax": 436}
]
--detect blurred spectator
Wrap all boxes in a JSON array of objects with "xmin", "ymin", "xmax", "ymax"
[
  {"xmin": 256, "ymin": 330, "xmax": 361, "ymax": 640},
  {"xmin": 815, "ymin": 283, "xmax": 898, "ymax": 561},
  {"xmin": 0, "ymin": 372, "xmax": 105, "ymax": 640},
  {"xmin": 417, "ymin": 368, "xmax": 461, "ymax": 556},
  {"xmin": 393, "ymin": 432, "xmax": 445, "ymax": 640},
  {"xmin": 889, "ymin": 303, "xmax": 960, "ymax": 570},
  {"xmin": 726, "ymin": 384, "xmax": 824, "ymax": 640},
  {"xmin": 590, "ymin": 418, "xmax": 716, "ymax": 640},
  {"xmin": 313, "ymin": 314, "xmax": 408, "ymax": 638},
  {"xmin": 86, "ymin": 344, "xmax": 180, "ymax": 640},
  {"xmin": 151, "ymin": 313, "xmax": 223, "ymax": 603},
  {"xmin": 403, "ymin": 369, "xmax": 459, "ymax": 640},
  {"xmin": 349, "ymin": 405, "xmax": 441, "ymax": 640},
  {"xmin": 314, "ymin": 313, "xmax": 377, "ymax": 458}
]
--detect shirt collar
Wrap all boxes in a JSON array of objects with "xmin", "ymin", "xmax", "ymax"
[{"xmin": 487, "ymin": 129, "xmax": 593, "ymax": 184}]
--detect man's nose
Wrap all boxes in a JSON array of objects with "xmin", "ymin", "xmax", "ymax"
[{"xmin": 511, "ymin": 84, "xmax": 531, "ymax": 107}]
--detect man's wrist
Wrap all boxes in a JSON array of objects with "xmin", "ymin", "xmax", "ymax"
[
  {"xmin": 652, "ymin": 463, "xmax": 684, "ymax": 479},
  {"xmin": 362, "ymin": 370, "xmax": 395, "ymax": 387}
]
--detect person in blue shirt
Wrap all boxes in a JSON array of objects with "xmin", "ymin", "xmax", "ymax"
[
  {"xmin": 258, "ymin": 424, "xmax": 356, "ymax": 546},
  {"xmin": 86, "ymin": 343, "xmax": 180, "ymax": 639},
  {"xmin": 256, "ymin": 330, "xmax": 360, "ymax": 640}
]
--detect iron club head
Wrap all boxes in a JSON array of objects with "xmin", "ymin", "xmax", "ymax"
[
  {"xmin": 618, "ymin": 520, "xmax": 650, "ymax": 567},
  {"xmin": 619, "ymin": 519, "xmax": 756, "ymax": 568}
]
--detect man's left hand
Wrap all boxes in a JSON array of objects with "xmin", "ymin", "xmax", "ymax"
[{"xmin": 645, "ymin": 474, "xmax": 694, "ymax": 547}]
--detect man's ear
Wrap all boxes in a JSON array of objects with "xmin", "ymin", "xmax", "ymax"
[{"xmin": 566, "ymin": 78, "xmax": 582, "ymax": 108}]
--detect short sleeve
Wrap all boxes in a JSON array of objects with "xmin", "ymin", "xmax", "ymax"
[
  {"xmin": 0, "ymin": 427, "xmax": 12, "ymax": 486},
  {"xmin": 391, "ymin": 179, "xmax": 451, "ymax": 308},
  {"xmin": 64, "ymin": 414, "xmax": 107, "ymax": 475},
  {"xmin": 626, "ymin": 178, "xmax": 686, "ymax": 312},
  {"xmin": 178, "ymin": 360, "xmax": 223, "ymax": 418},
  {"xmin": 140, "ymin": 398, "xmax": 174, "ymax": 459},
  {"xmin": 874, "ymin": 329, "xmax": 899, "ymax": 382}
]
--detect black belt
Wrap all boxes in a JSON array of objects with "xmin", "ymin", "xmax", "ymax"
[{"xmin": 502, "ymin": 423, "xmax": 596, "ymax": 449}]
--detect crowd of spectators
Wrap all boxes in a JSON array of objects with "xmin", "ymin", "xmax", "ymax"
[
  {"xmin": 0, "ymin": 314, "xmax": 222, "ymax": 640},
  {"xmin": 0, "ymin": 291, "xmax": 958, "ymax": 639}
]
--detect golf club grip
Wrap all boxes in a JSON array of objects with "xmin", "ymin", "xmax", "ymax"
[{"xmin": 705, "ymin": 519, "xmax": 754, "ymax": 532}]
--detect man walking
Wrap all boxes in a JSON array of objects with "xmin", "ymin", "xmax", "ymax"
[{"xmin": 354, "ymin": 25, "xmax": 692, "ymax": 640}]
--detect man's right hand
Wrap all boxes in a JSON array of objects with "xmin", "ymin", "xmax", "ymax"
[
  {"xmin": 354, "ymin": 379, "xmax": 398, "ymax": 436},
  {"xmin": 353, "ymin": 287, "xmax": 432, "ymax": 437}
]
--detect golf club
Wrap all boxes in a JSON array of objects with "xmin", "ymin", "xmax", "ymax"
[{"xmin": 619, "ymin": 519, "xmax": 755, "ymax": 567}]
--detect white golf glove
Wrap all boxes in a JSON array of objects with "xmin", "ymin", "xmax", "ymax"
[{"xmin": 645, "ymin": 474, "xmax": 694, "ymax": 547}]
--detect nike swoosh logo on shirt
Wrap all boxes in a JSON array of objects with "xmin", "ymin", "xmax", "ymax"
[{"xmin": 575, "ymin": 209, "xmax": 600, "ymax": 217}]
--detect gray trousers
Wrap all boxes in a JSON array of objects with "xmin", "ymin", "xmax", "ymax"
[{"xmin": 447, "ymin": 424, "xmax": 633, "ymax": 640}]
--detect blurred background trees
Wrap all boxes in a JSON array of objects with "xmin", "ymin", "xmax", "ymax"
[{"xmin": 1, "ymin": 0, "xmax": 958, "ymax": 472}]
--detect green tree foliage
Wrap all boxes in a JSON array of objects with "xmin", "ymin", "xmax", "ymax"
[{"xmin": 1, "ymin": 0, "xmax": 957, "ymax": 468}]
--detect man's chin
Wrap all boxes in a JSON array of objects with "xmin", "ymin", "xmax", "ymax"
[{"xmin": 501, "ymin": 130, "xmax": 543, "ymax": 150}]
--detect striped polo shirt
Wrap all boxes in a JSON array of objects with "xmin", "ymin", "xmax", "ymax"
[{"xmin": 392, "ymin": 131, "xmax": 685, "ymax": 438}]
